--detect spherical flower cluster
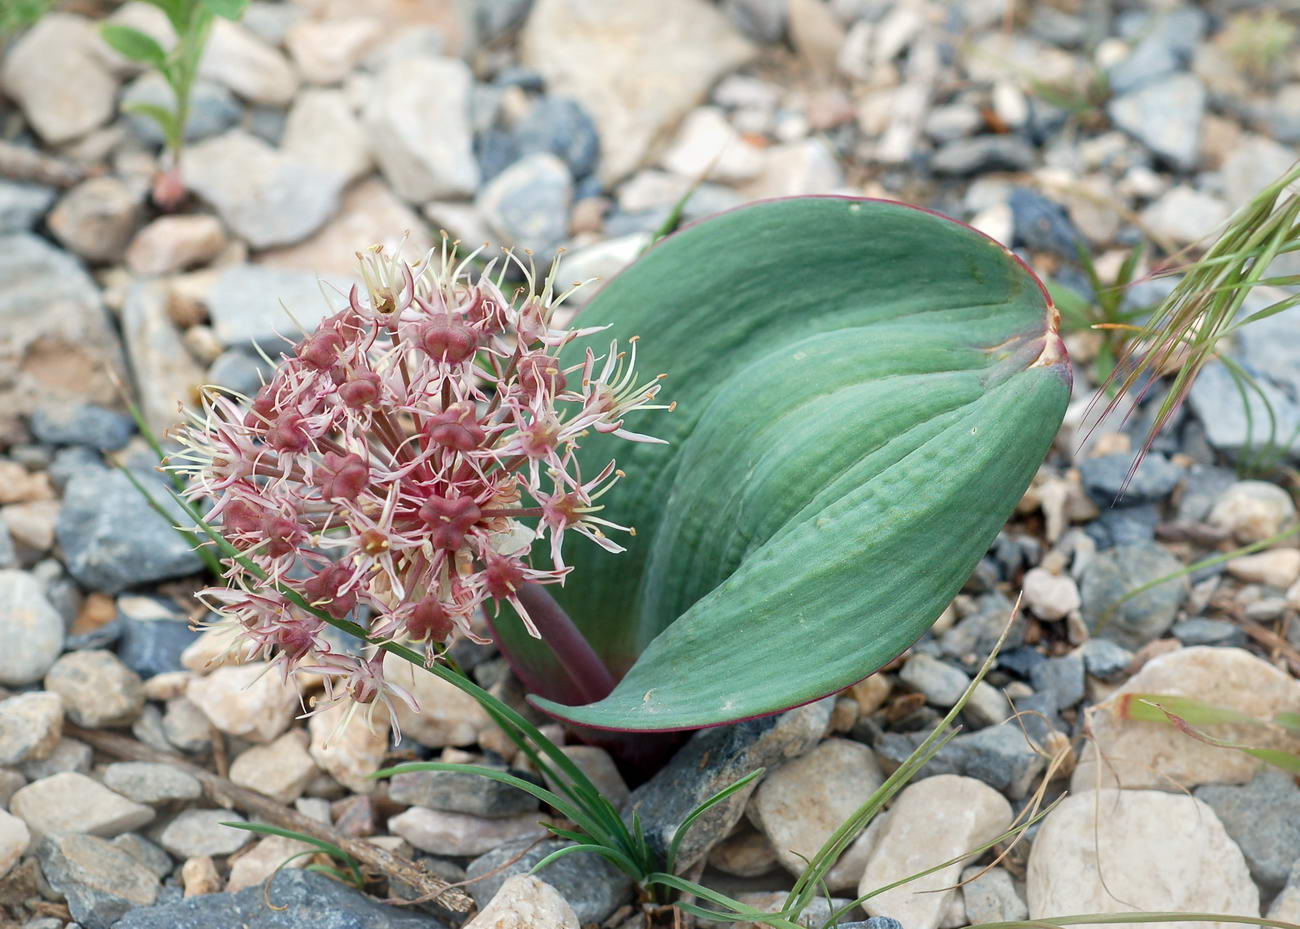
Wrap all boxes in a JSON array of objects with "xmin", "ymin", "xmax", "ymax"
[{"xmin": 171, "ymin": 240, "xmax": 669, "ymax": 717}]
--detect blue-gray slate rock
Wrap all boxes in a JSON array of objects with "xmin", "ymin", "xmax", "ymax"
[
  {"xmin": 47, "ymin": 444, "xmax": 104, "ymax": 492},
  {"xmin": 1175, "ymin": 465, "xmax": 1237, "ymax": 522},
  {"xmin": 1077, "ymin": 452, "xmax": 1184, "ymax": 506},
  {"xmin": 1080, "ymin": 543, "xmax": 1186, "ymax": 649},
  {"xmin": 1009, "ymin": 188, "xmax": 1083, "ymax": 258},
  {"xmin": 1028, "ymin": 652, "xmax": 1085, "ymax": 712},
  {"xmin": 1106, "ymin": 73, "xmax": 1205, "ymax": 172},
  {"xmin": 476, "ymin": 152, "xmax": 573, "ymax": 262},
  {"xmin": 874, "ymin": 721, "xmax": 1046, "ymax": 800},
  {"xmin": 465, "ymin": 838, "xmax": 632, "ymax": 925},
  {"xmin": 626, "ymin": 698, "xmax": 833, "ymax": 872},
  {"xmin": 0, "ymin": 178, "xmax": 56, "ymax": 233},
  {"xmin": 113, "ymin": 869, "xmax": 447, "ymax": 928},
  {"xmin": 207, "ymin": 349, "xmax": 270, "ymax": 399},
  {"xmin": 117, "ymin": 615, "xmax": 202, "ymax": 678},
  {"xmin": 838, "ymin": 920, "xmax": 905, "ymax": 929},
  {"xmin": 122, "ymin": 74, "xmax": 241, "ymax": 145},
  {"xmin": 56, "ymin": 468, "xmax": 204, "ymax": 594},
  {"xmin": 514, "ymin": 97, "xmax": 600, "ymax": 179},
  {"xmin": 1085, "ymin": 504, "xmax": 1160, "ymax": 549},
  {"xmin": 30, "ymin": 403, "xmax": 134, "ymax": 451},
  {"xmin": 36, "ymin": 834, "xmax": 161, "ymax": 929},
  {"xmin": 1194, "ymin": 768, "xmax": 1300, "ymax": 891},
  {"xmin": 1171, "ymin": 617, "xmax": 1247, "ymax": 648},
  {"xmin": 1080, "ymin": 638, "xmax": 1133, "ymax": 681},
  {"xmin": 932, "ymin": 136, "xmax": 1036, "ymax": 175},
  {"xmin": 387, "ymin": 766, "xmax": 539, "ymax": 817}
]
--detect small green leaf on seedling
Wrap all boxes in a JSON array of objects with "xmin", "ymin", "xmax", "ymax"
[
  {"xmin": 199, "ymin": 0, "xmax": 249, "ymax": 19},
  {"xmin": 100, "ymin": 24, "xmax": 168, "ymax": 65},
  {"xmin": 123, "ymin": 102, "xmax": 179, "ymax": 139}
]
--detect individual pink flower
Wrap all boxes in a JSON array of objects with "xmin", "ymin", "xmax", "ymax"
[{"xmin": 172, "ymin": 239, "xmax": 670, "ymax": 722}]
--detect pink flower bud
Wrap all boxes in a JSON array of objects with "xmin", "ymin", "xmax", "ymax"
[
  {"xmin": 298, "ymin": 329, "xmax": 345, "ymax": 370},
  {"xmin": 302, "ymin": 562, "xmax": 357, "ymax": 619},
  {"xmin": 417, "ymin": 316, "xmax": 478, "ymax": 363},
  {"xmin": 339, "ymin": 371, "xmax": 381, "ymax": 409},
  {"xmin": 260, "ymin": 512, "xmax": 302, "ymax": 557},
  {"xmin": 517, "ymin": 351, "xmax": 566, "ymax": 399},
  {"xmin": 419, "ymin": 494, "xmax": 481, "ymax": 550},
  {"xmin": 406, "ymin": 597, "xmax": 453, "ymax": 642},
  {"xmin": 424, "ymin": 402, "xmax": 486, "ymax": 451},
  {"xmin": 223, "ymin": 497, "xmax": 263, "ymax": 536},
  {"xmin": 317, "ymin": 452, "xmax": 368, "ymax": 502},
  {"xmin": 267, "ymin": 412, "xmax": 310, "ymax": 452},
  {"xmin": 483, "ymin": 553, "xmax": 526, "ymax": 599}
]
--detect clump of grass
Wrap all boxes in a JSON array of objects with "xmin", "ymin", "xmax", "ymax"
[{"xmin": 1221, "ymin": 10, "xmax": 1297, "ymax": 85}]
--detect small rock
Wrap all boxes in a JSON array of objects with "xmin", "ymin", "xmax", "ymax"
[
  {"xmin": 36, "ymin": 833, "xmax": 160, "ymax": 929},
  {"xmin": 56, "ymin": 469, "xmax": 204, "ymax": 594},
  {"xmin": 121, "ymin": 74, "xmax": 240, "ymax": 146},
  {"xmin": 0, "ymin": 571, "xmax": 65, "ymax": 685},
  {"xmin": 115, "ymin": 869, "xmax": 436, "ymax": 928},
  {"xmin": 0, "ymin": 179, "xmax": 57, "ymax": 234},
  {"xmin": 961, "ymin": 865, "xmax": 1027, "ymax": 923},
  {"xmin": 1021, "ymin": 567, "xmax": 1080, "ymax": 620},
  {"xmin": 186, "ymin": 662, "xmax": 300, "ymax": 743},
  {"xmin": 0, "ymin": 810, "xmax": 30, "ymax": 879},
  {"xmin": 749, "ymin": 738, "xmax": 883, "ymax": 877},
  {"xmin": 280, "ymin": 88, "xmax": 373, "ymax": 188},
  {"xmin": 16, "ymin": 735, "xmax": 89, "ymax": 779},
  {"xmin": 181, "ymin": 855, "xmax": 221, "ymax": 896},
  {"xmin": 388, "ymin": 807, "xmax": 546, "ymax": 857},
  {"xmin": 1227, "ymin": 548, "xmax": 1300, "ymax": 589},
  {"xmin": 1107, "ymin": 73, "xmax": 1204, "ymax": 171},
  {"xmin": 206, "ymin": 349, "xmax": 267, "ymax": 398},
  {"xmin": 225, "ymin": 834, "xmax": 313, "ymax": 893},
  {"xmin": 1028, "ymin": 789, "xmax": 1257, "ymax": 929},
  {"xmin": 204, "ymin": 264, "xmax": 349, "ymax": 351},
  {"xmin": 1224, "ymin": 136, "xmax": 1299, "ymax": 208},
  {"xmin": 478, "ymin": 152, "xmax": 574, "ymax": 259},
  {"xmin": 740, "ymin": 138, "xmax": 843, "ymax": 198},
  {"xmin": 308, "ymin": 701, "xmax": 389, "ymax": 794},
  {"xmin": 466, "ymin": 838, "xmax": 634, "ymax": 926},
  {"xmin": 1074, "ymin": 646, "xmax": 1300, "ymax": 791},
  {"xmin": 708, "ymin": 822, "xmax": 778, "ymax": 878},
  {"xmin": 858, "ymin": 775, "xmax": 1012, "ymax": 929},
  {"xmin": 898, "ymin": 653, "xmax": 970, "ymax": 707},
  {"xmin": 111, "ymin": 833, "xmax": 173, "ymax": 880},
  {"xmin": 384, "ymin": 653, "xmax": 492, "ymax": 748},
  {"xmin": 1079, "ymin": 543, "xmax": 1187, "ymax": 649},
  {"xmin": 626, "ymin": 699, "xmax": 831, "ymax": 872},
  {"xmin": 1140, "ymin": 186, "xmax": 1230, "ymax": 247},
  {"xmin": 102, "ymin": 762, "xmax": 202, "ymax": 806},
  {"xmin": 389, "ymin": 766, "xmax": 539, "ymax": 818},
  {"xmin": 555, "ymin": 745, "xmax": 629, "ymax": 810},
  {"xmin": 0, "ymin": 769, "xmax": 24, "ymax": 807},
  {"xmin": 0, "ymin": 691, "xmax": 63, "ymax": 765},
  {"xmin": 0, "ymin": 14, "xmax": 118, "ymax": 144},
  {"xmin": 126, "ymin": 216, "xmax": 227, "ymax": 276},
  {"xmin": 515, "ymin": 97, "xmax": 602, "ymax": 181},
  {"xmin": 465, "ymin": 874, "xmax": 578, "ymax": 929},
  {"xmin": 932, "ymin": 136, "xmax": 1036, "ymax": 175},
  {"xmin": 1195, "ymin": 768, "xmax": 1300, "ymax": 891},
  {"xmin": 1009, "ymin": 187, "xmax": 1082, "ymax": 258},
  {"xmin": 364, "ymin": 56, "xmax": 479, "ymax": 201},
  {"xmin": 200, "ymin": 19, "xmax": 298, "ymax": 106},
  {"xmin": 118, "ymin": 613, "xmax": 203, "ymax": 680},
  {"xmin": 1210, "ymin": 481, "xmax": 1297, "ymax": 544},
  {"xmin": 1171, "ymin": 617, "xmax": 1246, "ymax": 648},
  {"xmin": 1077, "ymin": 452, "xmax": 1184, "ymax": 505},
  {"xmin": 1081, "ymin": 638, "xmax": 1133, "ymax": 681},
  {"xmin": 157, "ymin": 809, "xmax": 251, "ymax": 858},
  {"xmin": 1270, "ymin": 860, "xmax": 1300, "ymax": 924},
  {"xmin": 662, "ymin": 106, "xmax": 764, "ymax": 183},
  {"xmin": 1028, "ymin": 652, "xmax": 1085, "ymax": 712},
  {"xmin": 229, "ymin": 730, "xmax": 317, "ymax": 804},
  {"xmin": 47, "ymin": 177, "xmax": 141, "ymax": 264},
  {"xmin": 284, "ymin": 17, "xmax": 384, "ymax": 85},
  {"xmin": 10, "ymin": 772, "xmax": 154, "ymax": 837},
  {"xmin": 183, "ymin": 130, "xmax": 344, "ymax": 249},
  {"xmin": 29, "ymin": 403, "xmax": 134, "ymax": 451},
  {"xmin": 44, "ymin": 650, "xmax": 144, "ymax": 728}
]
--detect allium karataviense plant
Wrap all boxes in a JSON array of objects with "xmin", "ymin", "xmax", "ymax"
[{"xmin": 171, "ymin": 241, "xmax": 669, "ymax": 722}]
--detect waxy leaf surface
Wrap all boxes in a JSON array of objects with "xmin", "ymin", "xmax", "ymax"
[{"xmin": 495, "ymin": 197, "xmax": 1071, "ymax": 731}]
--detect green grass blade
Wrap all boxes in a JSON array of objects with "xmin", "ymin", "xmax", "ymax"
[{"xmin": 666, "ymin": 767, "xmax": 765, "ymax": 876}]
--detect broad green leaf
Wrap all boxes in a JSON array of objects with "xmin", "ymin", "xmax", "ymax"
[
  {"xmin": 199, "ymin": 0, "xmax": 249, "ymax": 19},
  {"xmin": 493, "ymin": 197, "xmax": 1072, "ymax": 731},
  {"xmin": 100, "ymin": 23, "xmax": 168, "ymax": 66}
]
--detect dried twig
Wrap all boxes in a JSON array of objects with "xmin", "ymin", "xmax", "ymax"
[{"xmin": 66, "ymin": 724, "xmax": 476, "ymax": 915}]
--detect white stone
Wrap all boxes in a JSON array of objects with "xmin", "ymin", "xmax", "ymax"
[
  {"xmin": 45, "ymin": 649, "xmax": 145, "ymax": 729},
  {"xmin": 122, "ymin": 281, "xmax": 206, "ymax": 436},
  {"xmin": 0, "ymin": 570, "xmax": 65, "ymax": 686},
  {"xmin": 183, "ymin": 130, "xmax": 344, "ymax": 250},
  {"xmin": 383, "ymin": 652, "xmax": 491, "ymax": 748},
  {"xmin": 225, "ymin": 834, "xmax": 312, "ymax": 892},
  {"xmin": 200, "ymin": 19, "xmax": 299, "ymax": 105},
  {"xmin": 739, "ymin": 139, "xmax": 844, "ymax": 200},
  {"xmin": 126, "ymin": 216, "xmax": 228, "ymax": 275},
  {"xmin": 229, "ymin": 730, "xmax": 317, "ymax": 804},
  {"xmin": 1210, "ymin": 481, "xmax": 1297, "ymax": 544},
  {"xmin": 1028, "ymin": 790, "xmax": 1258, "ymax": 929},
  {"xmin": 521, "ymin": 0, "xmax": 754, "ymax": 185},
  {"xmin": 1, "ymin": 14, "xmax": 118, "ymax": 144},
  {"xmin": 662, "ymin": 107, "xmax": 765, "ymax": 183},
  {"xmin": 0, "ymin": 810, "xmax": 29, "ymax": 879},
  {"xmin": 1022, "ymin": 567, "xmax": 1081, "ymax": 620},
  {"xmin": 1140, "ymin": 186, "xmax": 1229, "ymax": 247},
  {"xmin": 158, "ymin": 809, "xmax": 251, "ymax": 858},
  {"xmin": 1227, "ymin": 549, "xmax": 1300, "ymax": 589},
  {"xmin": 10, "ymin": 772, "xmax": 154, "ymax": 837},
  {"xmin": 388, "ymin": 807, "xmax": 547, "ymax": 857},
  {"xmin": 857, "ymin": 776, "xmax": 1012, "ymax": 929},
  {"xmin": 465, "ymin": 874, "xmax": 579, "ymax": 929},
  {"xmin": 0, "ymin": 691, "xmax": 63, "ymax": 766},
  {"xmin": 281, "ymin": 88, "xmax": 374, "ymax": 187},
  {"xmin": 748, "ymin": 739, "xmax": 883, "ymax": 878},
  {"xmin": 186, "ymin": 662, "xmax": 301, "ymax": 743},
  {"xmin": 308, "ymin": 701, "xmax": 388, "ymax": 794},
  {"xmin": 708, "ymin": 823, "xmax": 778, "ymax": 878},
  {"xmin": 285, "ymin": 17, "xmax": 384, "ymax": 85},
  {"xmin": 364, "ymin": 56, "xmax": 479, "ymax": 201},
  {"xmin": 1073, "ymin": 646, "xmax": 1300, "ymax": 792},
  {"xmin": 554, "ymin": 234, "xmax": 649, "ymax": 307}
]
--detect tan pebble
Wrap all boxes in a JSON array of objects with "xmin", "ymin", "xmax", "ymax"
[{"xmin": 181, "ymin": 855, "xmax": 222, "ymax": 896}]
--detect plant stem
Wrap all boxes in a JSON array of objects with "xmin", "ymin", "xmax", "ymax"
[{"xmin": 514, "ymin": 582, "xmax": 617, "ymax": 705}]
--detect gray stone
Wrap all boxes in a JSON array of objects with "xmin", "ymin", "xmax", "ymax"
[
  {"xmin": 1171, "ymin": 617, "xmax": 1247, "ymax": 648},
  {"xmin": 182, "ymin": 130, "xmax": 344, "ymax": 249},
  {"xmin": 898, "ymin": 653, "xmax": 970, "ymax": 708},
  {"xmin": 118, "ymin": 614, "xmax": 202, "ymax": 680},
  {"xmin": 1267, "ymin": 84, "xmax": 1300, "ymax": 145},
  {"xmin": 1079, "ymin": 543, "xmax": 1187, "ymax": 649},
  {"xmin": 1107, "ymin": 74, "xmax": 1204, "ymax": 171},
  {"xmin": 44, "ymin": 650, "xmax": 145, "ymax": 728},
  {"xmin": 388, "ymin": 767, "xmax": 539, "ymax": 818},
  {"xmin": 122, "ymin": 281, "xmax": 206, "ymax": 436},
  {"xmin": 1080, "ymin": 638, "xmax": 1133, "ymax": 681},
  {"xmin": 56, "ymin": 468, "xmax": 205, "ymax": 595},
  {"xmin": 515, "ymin": 97, "xmax": 601, "ymax": 180},
  {"xmin": 16, "ymin": 736, "xmax": 91, "ymax": 780},
  {"xmin": 1077, "ymin": 452, "xmax": 1183, "ymax": 506},
  {"xmin": 1086, "ymin": 504, "xmax": 1160, "ymax": 549},
  {"xmin": 47, "ymin": 177, "xmax": 141, "ymax": 265},
  {"xmin": 122, "ymin": 74, "xmax": 241, "ymax": 146},
  {"xmin": 1028, "ymin": 652, "xmax": 1085, "ymax": 712},
  {"xmin": 932, "ymin": 136, "xmax": 1036, "ymax": 175},
  {"xmin": 477, "ymin": 152, "xmax": 573, "ymax": 259},
  {"xmin": 115, "ymin": 868, "xmax": 444, "ymax": 928},
  {"xmin": 626, "ymin": 698, "xmax": 832, "ymax": 872},
  {"xmin": 961, "ymin": 865, "xmax": 1028, "ymax": 923},
  {"xmin": 111, "ymin": 833, "xmax": 174, "ymax": 880},
  {"xmin": 1176, "ymin": 466, "xmax": 1237, "ymax": 523},
  {"xmin": 10, "ymin": 772, "xmax": 154, "ymax": 837},
  {"xmin": 0, "ymin": 570, "xmax": 64, "ymax": 685},
  {"xmin": 1190, "ymin": 363, "xmax": 1300, "ymax": 465},
  {"xmin": 0, "ymin": 14, "xmax": 118, "ymax": 144},
  {"xmin": 0, "ymin": 234, "xmax": 126, "ymax": 415},
  {"xmin": 465, "ymin": 838, "xmax": 632, "ymax": 926},
  {"xmin": 29, "ymin": 403, "xmax": 133, "ymax": 451},
  {"xmin": 47, "ymin": 444, "xmax": 104, "ymax": 492},
  {"xmin": 206, "ymin": 265, "xmax": 350, "ymax": 352},
  {"xmin": 874, "ymin": 721, "xmax": 1047, "ymax": 801},
  {"xmin": 207, "ymin": 349, "xmax": 271, "ymax": 398},
  {"xmin": 36, "ymin": 833, "xmax": 159, "ymax": 929},
  {"xmin": 1009, "ymin": 187, "xmax": 1083, "ymax": 259},
  {"xmin": 1195, "ymin": 769, "xmax": 1300, "ymax": 891},
  {"xmin": 724, "ymin": 0, "xmax": 787, "ymax": 43},
  {"xmin": 103, "ymin": 763, "xmax": 202, "ymax": 806},
  {"xmin": 364, "ymin": 56, "xmax": 479, "ymax": 201},
  {"xmin": 0, "ymin": 180, "xmax": 56, "ymax": 233},
  {"xmin": 158, "ymin": 809, "xmax": 251, "ymax": 858},
  {"xmin": 0, "ymin": 691, "xmax": 63, "ymax": 765},
  {"xmin": 0, "ymin": 515, "xmax": 14, "ymax": 569}
]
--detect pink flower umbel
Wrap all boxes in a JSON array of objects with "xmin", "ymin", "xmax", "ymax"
[{"xmin": 170, "ymin": 240, "xmax": 670, "ymax": 722}]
